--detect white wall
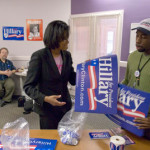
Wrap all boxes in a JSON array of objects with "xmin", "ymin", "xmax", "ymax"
[
  {"xmin": 0, "ymin": 0, "xmax": 71, "ymax": 95},
  {"xmin": 0, "ymin": 0, "xmax": 71, "ymax": 66}
]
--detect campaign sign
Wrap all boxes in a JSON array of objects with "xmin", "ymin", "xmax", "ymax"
[
  {"xmin": 75, "ymin": 55, "xmax": 118, "ymax": 114},
  {"xmin": 89, "ymin": 132, "xmax": 111, "ymax": 139},
  {"xmin": 106, "ymin": 84, "xmax": 150, "ymax": 137},
  {"xmin": 0, "ymin": 137, "xmax": 57, "ymax": 150},
  {"xmin": 3, "ymin": 26, "xmax": 24, "ymax": 40}
]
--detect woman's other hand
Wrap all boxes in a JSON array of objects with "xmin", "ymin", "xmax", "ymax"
[{"xmin": 44, "ymin": 95, "xmax": 66, "ymax": 106}]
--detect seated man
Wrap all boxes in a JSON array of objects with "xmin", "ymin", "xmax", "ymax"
[{"xmin": 0, "ymin": 47, "xmax": 16, "ymax": 107}]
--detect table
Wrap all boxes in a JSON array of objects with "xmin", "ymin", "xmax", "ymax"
[
  {"xmin": 15, "ymin": 70, "xmax": 30, "ymax": 99},
  {"xmin": 1, "ymin": 129, "xmax": 149, "ymax": 150},
  {"xmin": 15, "ymin": 72, "xmax": 26, "ymax": 96}
]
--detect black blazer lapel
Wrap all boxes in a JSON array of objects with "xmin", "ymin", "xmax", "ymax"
[{"xmin": 61, "ymin": 50, "xmax": 66, "ymax": 77}]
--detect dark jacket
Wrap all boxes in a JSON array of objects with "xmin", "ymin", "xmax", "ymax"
[{"xmin": 23, "ymin": 47, "xmax": 76, "ymax": 115}]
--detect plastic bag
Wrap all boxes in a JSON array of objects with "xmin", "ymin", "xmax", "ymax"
[
  {"xmin": 1, "ymin": 117, "xmax": 30, "ymax": 150},
  {"xmin": 58, "ymin": 107, "xmax": 87, "ymax": 145}
]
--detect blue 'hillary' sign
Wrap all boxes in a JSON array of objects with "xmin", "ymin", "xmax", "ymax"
[
  {"xmin": 3, "ymin": 26, "xmax": 24, "ymax": 40},
  {"xmin": 0, "ymin": 137, "xmax": 57, "ymax": 149},
  {"xmin": 75, "ymin": 55, "xmax": 118, "ymax": 114},
  {"xmin": 106, "ymin": 84, "xmax": 150, "ymax": 137}
]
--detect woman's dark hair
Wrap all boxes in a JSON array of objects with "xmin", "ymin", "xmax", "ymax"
[{"xmin": 43, "ymin": 20, "xmax": 69, "ymax": 49}]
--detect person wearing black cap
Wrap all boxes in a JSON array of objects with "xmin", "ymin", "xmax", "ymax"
[{"xmin": 122, "ymin": 18, "xmax": 150, "ymax": 139}]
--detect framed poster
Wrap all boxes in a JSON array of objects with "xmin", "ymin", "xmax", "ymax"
[{"xmin": 26, "ymin": 19, "xmax": 43, "ymax": 41}]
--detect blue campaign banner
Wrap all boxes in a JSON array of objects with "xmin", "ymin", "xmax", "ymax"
[
  {"xmin": 75, "ymin": 55, "xmax": 118, "ymax": 114},
  {"xmin": 0, "ymin": 137, "xmax": 57, "ymax": 149},
  {"xmin": 3, "ymin": 26, "xmax": 24, "ymax": 40},
  {"xmin": 106, "ymin": 84, "xmax": 150, "ymax": 137}
]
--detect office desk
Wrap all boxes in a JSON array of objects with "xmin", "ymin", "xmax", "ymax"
[{"xmin": 1, "ymin": 129, "xmax": 148, "ymax": 150}]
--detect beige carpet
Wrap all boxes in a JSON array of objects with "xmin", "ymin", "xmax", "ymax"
[{"xmin": 0, "ymin": 99, "xmax": 119, "ymax": 130}]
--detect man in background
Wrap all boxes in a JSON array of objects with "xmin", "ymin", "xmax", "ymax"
[
  {"xmin": 0, "ymin": 47, "xmax": 16, "ymax": 107},
  {"xmin": 122, "ymin": 18, "xmax": 150, "ymax": 139}
]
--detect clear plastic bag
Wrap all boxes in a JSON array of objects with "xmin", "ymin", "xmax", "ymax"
[
  {"xmin": 1, "ymin": 117, "xmax": 30, "ymax": 150},
  {"xmin": 58, "ymin": 107, "xmax": 87, "ymax": 145}
]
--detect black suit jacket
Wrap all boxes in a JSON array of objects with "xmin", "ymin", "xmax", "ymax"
[{"xmin": 23, "ymin": 47, "xmax": 76, "ymax": 115}]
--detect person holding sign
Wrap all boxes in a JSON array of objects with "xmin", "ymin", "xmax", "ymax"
[
  {"xmin": 122, "ymin": 18, "xmax": 150, "ymax": 138},
  {"xmin": 23, "ymin": 20, "xmax": 76, "ymax": 129}
]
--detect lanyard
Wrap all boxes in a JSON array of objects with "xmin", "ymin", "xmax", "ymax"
[{"xmin": 134, "ymin": 54, "xmax": 150, "ymax": 86}]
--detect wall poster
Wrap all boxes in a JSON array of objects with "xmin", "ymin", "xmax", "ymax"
[
  {"xmin": 26, "ymin": 19, "xmax": 43, "ymax": 41},
  {"xmin": 3, "ymin": 26, "xmax": 24, "ymax": 40}
]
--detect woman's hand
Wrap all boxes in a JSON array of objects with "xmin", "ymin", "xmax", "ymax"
[
  {"xmin": 134, "ymin": 117, "xmax": 150, "ymax": 129},
  {"xmin": 85, "ymin": 59, "xmax": 90, "ymax": 62},
  {"xmin": 44, "ymin": 95, "xmax": 66, "ymax": 106}
]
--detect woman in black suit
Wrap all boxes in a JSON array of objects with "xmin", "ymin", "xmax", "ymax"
[{"xmin": 24, "ymin": 20, "xmax": 76, "ymax": 129}]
